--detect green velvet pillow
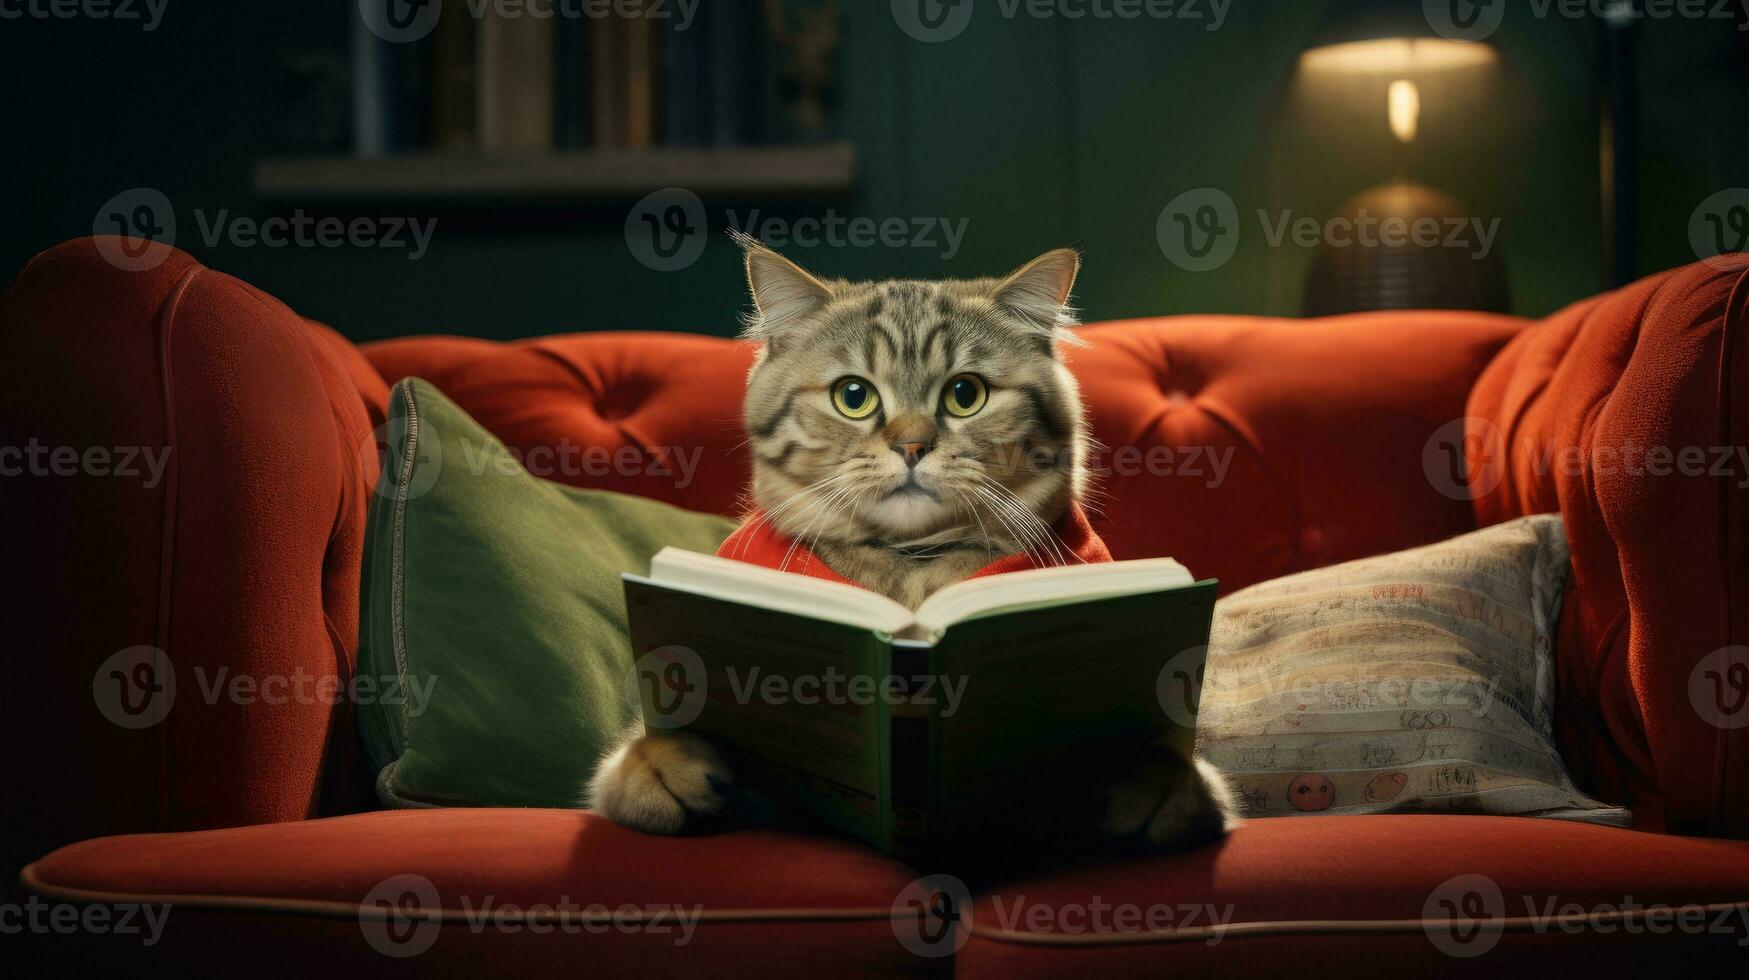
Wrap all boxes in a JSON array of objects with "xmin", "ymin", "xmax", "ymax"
[{"xmin": 358, "ymin": 379, "xmax": 735, "ymax": 808}]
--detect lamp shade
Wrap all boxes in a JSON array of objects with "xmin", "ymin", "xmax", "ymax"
[
  {"xmin": 1310, "ymin": 0, "xmax": 1452, "ymax": 48},
  {"xmin": 1302, "ymin": 0, "xmax": 1497, "ymax": 73}
]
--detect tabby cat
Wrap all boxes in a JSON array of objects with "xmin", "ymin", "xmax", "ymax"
[{"xmin": 588, "ymin": 237, "xmax": 1237, "ymax": 850}]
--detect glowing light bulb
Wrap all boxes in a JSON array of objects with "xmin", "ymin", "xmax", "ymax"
[{"xmin": 1388, "ymin": 78, "xmax": 1420, "ymax": 144}]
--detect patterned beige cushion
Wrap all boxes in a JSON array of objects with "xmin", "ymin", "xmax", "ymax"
[{"xmin": 1195, "ymin": 514, "xmax": 1629, "ymax": 824}]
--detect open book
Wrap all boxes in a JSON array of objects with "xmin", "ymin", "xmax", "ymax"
[{"xmin": 623, "ymin": 549, "xmax": 1218, "ymax": 860}]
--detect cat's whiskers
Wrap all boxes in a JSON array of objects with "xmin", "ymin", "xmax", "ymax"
[
  {"xmin": 948, "ymin": 488, "xmax": 998, "ymax": 559},
  {"xmin": 994, "ymin": 478, "xmax": 1083, "ymax": 566},
  {"xmin": 797, "ymin": 485, "xmax": 875, "ymax": 572},
  {"xmin": 791, "ymin": 481, "xmax": 872, "ymax": 571},
  {"xmin": 735, "ymin": 480, "xmax": 835, "ymax": 555},
  {"xmin": 965, "ymin": 480, "xmax": 1046, "ymax": 561},
  {"xmin": 778, "ymin": 478, "xmax": 867, "ymax": 572},
  {"xmin": 1000, "ymin": 485, "xmax": 1081, "ymax": 566},
  {"xmin": 966, "ymin": 483, "xmax": 1052, "ymax": 567},
  {"xmin": 927, "ymin": 459, "xmax": 1011, "ymax": 554},
  {"xmin": 734, "ymin": 471, "xmax": 858, "ymax": 558},
  {"xmin": 972, "ymin": 477, "xmax": 1075, "ymax": 566},
  {"xmin": 768, "ymin": 481, "xmax": 850, "ymax": 567}
]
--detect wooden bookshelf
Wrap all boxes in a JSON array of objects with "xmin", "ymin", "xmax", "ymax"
[{"xmin": 253, "ymin": 142, "xmax": 855, "ymax": 203}]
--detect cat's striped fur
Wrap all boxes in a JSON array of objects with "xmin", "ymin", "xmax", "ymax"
[
  {"xmin": 735, "ymin": 237, "xmax": 1089, "ymax": 608},
  {"xmin": 588, "ymin": 238, "xmax": 1238, "ymax": 851}
]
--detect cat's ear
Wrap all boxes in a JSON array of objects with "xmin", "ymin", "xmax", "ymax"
[
  {"xmin": 993, "ymin": 248, "xmax": 1081, "ymax": 339},
  {"xmin": 732, "ymin": 230, "xmax": 832, "ymax": 349}
]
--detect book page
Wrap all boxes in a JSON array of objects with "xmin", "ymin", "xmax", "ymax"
[
  {"xmin": 649, "ymin": 548, "xmax": 915, "ymax": 636},
  {"xmin": 913, "ymin": 557, "xmax": 1193, "ymax": 637}
]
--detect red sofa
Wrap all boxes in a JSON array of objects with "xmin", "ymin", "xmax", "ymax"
[{"xmin": 3, "ymin": 237, "xmax": 1747, "ymax": 977}]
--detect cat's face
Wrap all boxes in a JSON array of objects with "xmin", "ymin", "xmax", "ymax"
[{"xmin": 739, "ymin": 241, "xmax": 1087, "ymax": 554}]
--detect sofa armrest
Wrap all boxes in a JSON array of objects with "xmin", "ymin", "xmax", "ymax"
[
  {"xmin": 0, "ymin": 239, "xmax": 380, "ymax": 875},
  {"xmin": 1467, "ymin": 257, "xmax": 1749, "ymax": 837}
]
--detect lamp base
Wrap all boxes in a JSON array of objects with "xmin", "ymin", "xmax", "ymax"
[{"xmin": 1301, "ymin": 181, "xmax": 1510, "ymax": 317}]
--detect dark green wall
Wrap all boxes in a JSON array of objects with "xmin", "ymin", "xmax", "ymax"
[{"xmin": 3, "ymin": 1, "xmax": 1745, "ymax": 343}]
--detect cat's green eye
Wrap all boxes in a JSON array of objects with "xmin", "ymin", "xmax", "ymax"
[
  {"xmin": 941, "ymin": 374, "xmax": 988, "ymax": 418},
  {"xmin": 831, "ymin": 377, "xmax": 880, "ymax": 419}
]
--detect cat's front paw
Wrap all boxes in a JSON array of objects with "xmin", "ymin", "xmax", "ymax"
[
  {"xmin": 1103, "ymin": 753, "xmax": 1241, "ymax": 851},
  {"xmin": 586, "ymin": 730, "xmax": 733, "ymax": 834}
]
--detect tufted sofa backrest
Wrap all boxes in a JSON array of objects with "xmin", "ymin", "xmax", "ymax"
[{"xmin": 358, "ymin": 313, "xmax": 1523, "ymax": 594}]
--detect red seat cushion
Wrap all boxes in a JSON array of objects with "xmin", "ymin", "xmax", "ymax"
[
  {"xmin": 26, "ymin": 812, "xmax": 1748, "ymax": 977},
  {"xmin": 957, "ymin": 814, "xmax": 1749, "ymax": 978},
  {"xmin": 18, "ymin": 808, "xmax": 938, "ymax": 978}
]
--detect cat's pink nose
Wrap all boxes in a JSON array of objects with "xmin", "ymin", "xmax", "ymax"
[{"xmin": 892, "ymin": 442, "xmax": 930, "ymax": 466}]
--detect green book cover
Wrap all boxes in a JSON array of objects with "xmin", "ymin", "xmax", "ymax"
[{"xmin": 623, "ymin": 556, "xmax": 1216, "ymax": 861}]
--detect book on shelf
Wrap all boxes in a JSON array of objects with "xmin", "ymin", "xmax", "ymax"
[
  {"xmin": 476, "ymin": 3, "xmax": 555, "ymax": 152},
  {"xmin": 553, "ymin": 10, "xmax": 590, "ymax": 150},
  {"xmin": 349, "ymin": 3, "xmax": 820, "ymax": 160},
  {"xmin": 351, "ymin": 7, "xmax": 430, "ymax": 156},
  {"xmin": 429, "ymin": 0, "xmax": 477, "ymax": 153}
]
